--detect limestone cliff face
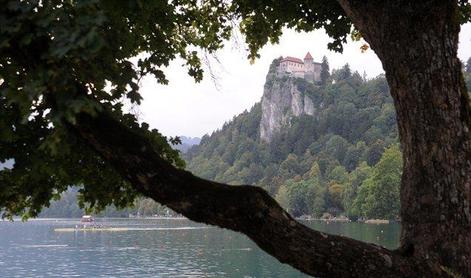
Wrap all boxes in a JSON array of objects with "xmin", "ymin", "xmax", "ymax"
[{"xmin": 260, "ymin": 77, "xmax": 315, "ymax": 142}]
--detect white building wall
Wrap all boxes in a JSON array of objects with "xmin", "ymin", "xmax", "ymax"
[
  {"xmin": 279, "ymin": 61, "xmax": 304, "ymax": 74},
  {"xmin": 278, "ymin": 56, "xmax": 321, "ymax": 82}
]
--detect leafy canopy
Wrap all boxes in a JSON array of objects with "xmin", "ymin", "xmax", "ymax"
[
  {"xmin": 185, "ymin": 67, "xmax": 402, "ymax": 218},
  {"xmin": 1, "ymin": 0, "xmax": 232, "ymax": 218},
  {"xmin": 0, "ymin": 0, "xmax": 470, "ymax": 219}
]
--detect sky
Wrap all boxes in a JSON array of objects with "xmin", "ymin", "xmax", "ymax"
[{"xmin": 137, "ymin": 23, "xmax": 471, "ymax": 138}]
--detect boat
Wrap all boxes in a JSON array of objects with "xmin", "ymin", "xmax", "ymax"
[
  {"xmin": 80, "ymin": 215, "xmax": 95, "ymax": 223},
  {"xmin": 53, "ymin": 215, "xmax": 114, "ymax": 232},
  {"xmin": 74, "ymin": 215, "xmax": 102, "ymax": 229}
]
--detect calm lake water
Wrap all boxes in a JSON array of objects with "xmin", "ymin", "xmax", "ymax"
[{"xmin": 0, "ymin": 218, "xmax": 400, "ymax": 277}]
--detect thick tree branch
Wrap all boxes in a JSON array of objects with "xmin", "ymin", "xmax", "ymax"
[{"xmin": 68, "ymin": 110, "xmax": 430, "ymax": 278}]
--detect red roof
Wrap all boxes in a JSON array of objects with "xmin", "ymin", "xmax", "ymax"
[
  {"xmin": 281, "ymin": 56, "xmax": 303, "ymax": 64},
  {"xmin": 304, "ymin": 52, "xmax": 313, "ymax": 59}
]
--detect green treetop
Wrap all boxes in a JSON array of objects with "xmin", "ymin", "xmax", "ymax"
[
  {"xmin": 2, "ymin": 1, "xmax": 471, "ymax": 277},
  {"xmin": 320, "ymin": 55, "xmax": 330, "ymax": 85}
]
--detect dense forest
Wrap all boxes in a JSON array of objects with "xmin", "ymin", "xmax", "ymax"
[
  {"xmin": 39, "ymin": 188, "xmax": 178, "ymax": 218},
  {"xmin": 185, "ymin": 57, "xmax": 471, "ymax": 220},
  {"xmin": 23, "ymin": 57, "xmax": 471, "ymax": 220},
  {"xmin": 172, "ymin": 136, "xmax": 201, "ymax": 153}
]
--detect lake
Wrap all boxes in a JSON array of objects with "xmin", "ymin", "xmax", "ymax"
[{"xmin": 0, "ymin": 218, "xmax": 400, "ymax": 277}]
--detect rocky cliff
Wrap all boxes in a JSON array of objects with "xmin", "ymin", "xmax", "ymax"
[
  {"xmin": 260, "ymin": 76, "xmax": 316, "ymax": 142},
  {"xmin": 185, "ymin": 62, "xmax": 398, "ymax": 191}
]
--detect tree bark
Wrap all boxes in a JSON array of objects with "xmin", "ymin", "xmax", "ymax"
[
  {"xmin": 70, "ymin": 111, "xmax": 429, "ymax": 277},
  {"xmin": 338, "ymin": 0, "xmax": 471, "ymax": 276},
  {"xmin": 63, "ymin": 1, "xmax": 471, "ymax": 277}
]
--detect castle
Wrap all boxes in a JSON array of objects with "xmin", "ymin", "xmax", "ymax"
[{"xmin": 277, "ymin": 52, "xmax": 321, "ymax": 82}]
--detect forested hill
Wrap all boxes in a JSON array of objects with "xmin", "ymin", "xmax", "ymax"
[
  {"xmin": 173, "ymin": 136, "xmax": 201, "ymax": 153},
  {"xmin": 184, "ymin": 58, "xmax": 402, "ymax": 219},
  {"xmin": 35, "ymin": 59, "xmax": 471, "ymax": 220}
]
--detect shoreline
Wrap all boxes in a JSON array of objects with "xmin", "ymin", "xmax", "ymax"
[
  {"xmin": 6, "ymin": 217, "xmax": 394, "ymax": 224},
  {"xmin": 4, "ymin": 216, "xmax": 189, "ymax": 222},
  {"xmin": 295, "ymin": 217, "xmax": 395, "ymax": 224}
]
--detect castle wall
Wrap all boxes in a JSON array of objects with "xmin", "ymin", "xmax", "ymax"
[
  {"xmin": 304, "ymin": 59, "xmax": 314, "ymax": 72},
  {"xmin": 279, "ymin": 60, "xmax": 304, "ymax": 73},
  {"xmin": 278, "ymin": 54, "xmax": 321, "ymax": 83},
  {"xmin": 304, "ymin": 72, "xmax": 314, "ymax": 82},
  {"xmin": 293, "ymin": 71, "xmax": 305, "ymax": 78}
]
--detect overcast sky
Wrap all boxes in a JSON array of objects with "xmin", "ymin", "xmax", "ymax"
[{"xmin": 137, "ymin": 23, "xmax": 471, "ymax": 138}]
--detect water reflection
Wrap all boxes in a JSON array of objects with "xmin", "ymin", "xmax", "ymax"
[{"xmin": 0, "ymin": 219, "xmax": 399, "ymax": 277}]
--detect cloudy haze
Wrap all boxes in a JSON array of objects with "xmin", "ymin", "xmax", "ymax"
[{"xmin": 138, "ymin": 24, "xmax": 471, "ymax": 138}]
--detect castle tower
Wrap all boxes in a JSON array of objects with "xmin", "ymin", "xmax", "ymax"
[
  {"xmin": 304, "ymin": 52, "xmax": 313, "ymax": 65},
  {"xmin": 277, "ymin": 52, "xmax": 321, "ymax": 82},
  {"xmin": 304, "ymin": 52, "xmax": 315, "ymax": 82}
]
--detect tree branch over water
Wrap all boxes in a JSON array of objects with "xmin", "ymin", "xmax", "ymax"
[
  {"xmin": 70, "ymin": 108, "xmax": 427, "ymax": 278},
  {"xmin": 1, "ymin": 0, "xmax": 470, "ymax": 277}
]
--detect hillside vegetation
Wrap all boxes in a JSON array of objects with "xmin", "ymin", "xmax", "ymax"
[
  {"xmin": 39, "ymin": 188, "xmax": 178, "ymax": 218},
  {"xmin": 185, "ymin": 58, "xmax": 471, "ymax": 219},
  {"xmin": 26, "ymin": 58, "xmax": 471, "ymax": 220}
]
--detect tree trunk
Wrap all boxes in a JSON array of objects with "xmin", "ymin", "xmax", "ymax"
[
  {"xmin": 63, "ymin": 1, "xmax": 471, "ymax": 277},
  {"xmin": 338, "ymin": 0, "xmax": 471, "ymax": 276},
  {"xmin": 70, "ymin": 110, "xmax": 429, "ymax": 278}
]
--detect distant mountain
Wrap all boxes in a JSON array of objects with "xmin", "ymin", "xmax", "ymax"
[
  {"xmin": 173, "ymin": 136, "xmax": 201, "ymax": 153},
  {"xmin": 181, "ymin": 136, "xmax": 201, "ymax": 146}
]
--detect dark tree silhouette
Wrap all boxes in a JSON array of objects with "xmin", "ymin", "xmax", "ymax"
[
  {"xmin": 320, "ymin": 55, "xmax": 330, "ymax": 85},
  {"xmin": 1, "ymin": 0, "xmax": 470, "ymax": 277}
]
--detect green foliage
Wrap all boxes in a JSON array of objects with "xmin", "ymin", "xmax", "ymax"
[
  {"xmin": 365, "ymin": 140, "xmax": 385, "ymax": 166},
  {"xmin": 459, "ymin": 1, "xmax": 471, "ymax": 24},
  {"xmin": 236, "ymin": 0, "xmax": 470, "ymax": 59},
  {"xmin": 0, "ymin": 0, "xmax": 209, "ymax": 218},
  {"xmin": 235, "ymin": 0, "xmax": 352, "ymax": 58},
  {"xmin": 320, "ymin": 56, "xmax": 330, "ymax": 85},
  {"xmin": 39, "ymin": 189, "xmax": 179, "ymax": 218},
  {"xmin": 3, "ymin": 0, "xmax": 464, "ymax": 221},
  {"xmin": 331, "ymin": 64, "xmax": 352, "ymax": 81},
  {"xmin": 350, "ymin": 144, "xmax": 402, "ymax": 219},
  {"xmin": 275, "ymin": 171, "xmax": 326, "ymax": 217},
  {"xmin": 186, "ymin": 64, "xmax": 400, "ymax": 218},
  {"xmin": 342, "ymin": 162, "xmax": 372, "ymax": 219}
]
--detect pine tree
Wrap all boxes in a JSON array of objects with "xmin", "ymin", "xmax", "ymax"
[
  {"xmin": 320, "ymin": 55, "xmax": 330, "ymax": 85},
  {"xmin": 342, "ymin": 63, "xmax": 352, "ymax": 79}
]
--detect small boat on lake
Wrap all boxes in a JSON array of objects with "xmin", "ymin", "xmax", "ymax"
[
  {"xmin": 73, "ymin": 215, "xmax": 102, "ymax": 230},
  {"xmin": 80, "ymin": 215, "xmax": 95, "ymax": 223},
  {"xmin": 78, "ymin": 215, "xmax": 99, "ymax": 227},
  {"xmin": 53, "ymin": 215, "xmax": 107, "ymax": 232},
  {"xmin": 53, "ymin": 215, "xmax": 109, "ymax": 232}
]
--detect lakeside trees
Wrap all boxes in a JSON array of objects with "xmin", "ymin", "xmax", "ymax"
[
  {"xmin": 186, "ymin": 65, "xmax": 404, "ymax": 219},
  {"xmin": 1, "ymin": 0, "xmax": 471, "ymax": 277},
  {"xmin": 39, "ymin": 189, "xmax": 174, "ymax": 218},
  {"xmin": 348, "ymin": 145, "xmax": 402, "ymax": 220}
]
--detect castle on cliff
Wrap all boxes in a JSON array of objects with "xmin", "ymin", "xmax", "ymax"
[{"xmin": 277, "ymin": 52, "xmax": 321, "ymax": 82}]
